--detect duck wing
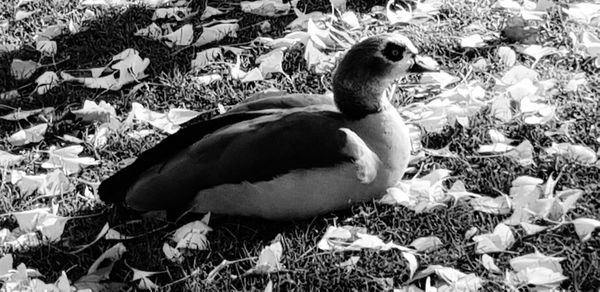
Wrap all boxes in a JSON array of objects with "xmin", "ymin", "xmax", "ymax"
[{"xmin": 100, "ymin": 108, "xmax": 360, "ymax": 213}]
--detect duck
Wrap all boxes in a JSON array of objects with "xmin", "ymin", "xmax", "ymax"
[{"xmin": 98, "ymin": 34, "xmax": 439, "ymax": 219}]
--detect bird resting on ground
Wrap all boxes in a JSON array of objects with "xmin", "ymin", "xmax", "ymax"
[{"xmin": 99, "ymin": 34, "xmax": 439, "ymax": 219}]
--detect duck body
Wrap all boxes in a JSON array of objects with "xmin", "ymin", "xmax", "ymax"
[{"xmin": 98, "ymin": 34, "xmax": 437, "ymax": 219}]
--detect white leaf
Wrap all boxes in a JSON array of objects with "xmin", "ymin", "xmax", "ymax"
[
  {"xmin": 317, "ymin": 225, "xmax": 412, "ymax": 252},
  {"xmin": 173, "ymin": 220, "xmax": 212, "ymax": 250},
  {"xmin": 161, "ymin": 24, "xmax": 193, "ymax": 47},
  {"xmin": 460, "ymin": 34, "xmax": 486, "ymax": 48},
  {"xmin": 152, "ymin": 7, "xmax": 193, "ymax": 21},
  {"xmin": 36, "ymin": 40, "xmax": 57, "ymax": 57},
  {"xmin": 510, "ymin": 251, "xmax": 565, "ymax": 273},
  {"xmin": 167, "ymin": 108, "xmax": 201, "ymax": 125},
  {"xmin": 402, "ymin": 252, "xmax": 418, "ymax": 279},
  {"xmin": 520, "ymin": 222, "xmax": 548, "ymax": 235},
  {"xmin": 10, "ymin": 59, "xmax": 40, "ymax": 80},
  {"xmin": 470, "ymin": 195, "xmax": 512, "ymax": 214},
  {"xmin": 8, "ymin": 124, "xmax": 48, "ymax": 146},
  {"xmin": 135, "ymin": 23, "xmax": 162, "ymax": 39},
  {"xmin": 88, "ymin": 243, "xmax": 127, "ymax": 275},
  {"xmin": 518, "ymin": 45, "xmax": 559, "ymax": 62},
  {"xmin": 0, "ymin": 151, "xmax": 24, "ymax": 167},
  {"xmin": 563, "ymin": 3, "xmax": 600, "ymax": 24},
  {"xmin": 545, "ymin": 142, "xmax": 597, "ymax": 164},
  {"xmin": 497, "ymin": 46, "xmax": 516, "ymax": 67},
  {"xmin": 12, "ymin": 208, "xmax": 51, "ymax": 232},
  {"xmin": 35, "ymin": 71, "xmax": 60, "ymax": 95},
  {"xmin": 472, "ymin": 223, "xmax": 515, "ymax": 254},
  {"xmin": 38, "ymin": 213, "xmax": 69, "ymax": 241},
  {"xmin": 15, "ymin": 10, "xmax": 37, "ymax": 21},
  {"xmin": 513, "ymin": 267, "xmax": 568, "ymax": 288},
  {"xmin": 571, "ymin": 218, "xmax": 600, "ymax": 241},
  {"xmin": 481, "ymin": 254, "xmax": 501, "ymax": 274},
  {"xmin": 241, "ymin": 67, "xmax": 264, "ymax": 82},
  {"xmin": 241, "ymin": 0, "xmax": 291, "ymax": 17},
  {"xmin": 501, "ymin": 65, "xmax": 538, "ymax": 85},
  {"xmin": 409, "ymin": 236, "xmax": 442, "ymax": 252},
  {"xmin": 191, "ymin": 48, "xmax": 222, "ymax": 70},
  {"xmin": 201, "ymin": 6, "xmax": 225, "ymax": 20},
  {"xmin": 72, "ymin": 100, "xmax": 116, "ymax": 123},
  {"xmin": 257, "ymin": 49, "xmax": 285, "ymax": 77},
  {"xmin": 162, "ymin": 243, "xmax": 183, "ymax": 263},
  {"xmin": 195, "ymin": 23, "xmax": 239, "ymax": 47},
  {"xmin": 246, "ymin": 237, "xmax": 283, "ymax": 274},
  {"xmin": 42, "ymin": 145, "xmax": 99, "ymax": 175},
  {"xmin": 490, "ymin": 94, "xmax": 512, "ymax": 122},
  {"xmin": 420, "ymin": 71, "xmax": 460, "ymax": 88},
  {"xmin": 192, "ymin": 74, "xmax": 222, "ymax": 85}
]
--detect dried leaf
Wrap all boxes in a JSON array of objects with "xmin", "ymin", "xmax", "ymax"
[
  {"xmin": 481, "ymin": 254, "xmax": 501, "ymax": 274},
  {"xmin": 162, "ymin": 24, "xmax": 193, "ymax": 47},
  {"xmin": 409, "ymin": 236, "xmax": 442, "ymax": 252},
  {"xmin": 10, "ymin": 59, "xmax": 40, "ymax": 80},
  {"xmin": 195, "ymin": 23, "xmax": 239, "ymax": 47},
  {"xmin": 472, "ymin": 223, "xmax": 515, "ymax": 254},
  {"xmin": 241, "ymin": 0, "xmax": 291, "ymax": 16},
  {"xmin": 41, "ymin": 145, "xmax": 99, "ymax": 175},
  {"xmin": 571, "ymin": 218, "xmax": 600, "ymax": 242},
  {"xmin": 0, "ymin": 151, "xmax": 24, "ymax": 167},
  {"xmin": 8, "ymin": 124, "xmax": 48, "ymax": 146},
  {"xmin": 497, "ymin": 46, "xmax": 516, "ymax": 67}
]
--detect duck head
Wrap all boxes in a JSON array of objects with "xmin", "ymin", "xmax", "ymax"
[{"xmin": 332, "ymin": 34, "xmax": 439, "ymax": 119}]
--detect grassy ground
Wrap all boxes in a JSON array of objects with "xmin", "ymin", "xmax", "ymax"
[{"xmin": 1, "ymin": 0, "xmax": 599, "ymax": 290}]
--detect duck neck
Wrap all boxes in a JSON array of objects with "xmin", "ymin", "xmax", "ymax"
[{"xmin": 333, "ymin": 76, "xmax": 391, "ymax": 120}]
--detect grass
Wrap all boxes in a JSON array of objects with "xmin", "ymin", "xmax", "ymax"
[{"xmin": 1, "ymin": 0, "xmax": 599, "ymax": 290}]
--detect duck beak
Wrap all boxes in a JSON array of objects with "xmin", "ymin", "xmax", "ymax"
[{"xmin": 408, "ymin": 55, "xmax": 440, "ymax": 73}]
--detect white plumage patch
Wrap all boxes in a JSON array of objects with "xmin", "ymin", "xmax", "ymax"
[{"xmin": 187, "ymin": 163, "xmax": 389, "ymax": 219}]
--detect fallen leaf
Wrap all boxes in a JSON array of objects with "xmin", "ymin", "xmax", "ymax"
[
  {"xmin": 173, "ymin": 216, "xmax": 212, "ymax": 250},
  {"xmin": 201, "ymin": 6, "xmax": 225, "ymax": 20},
  {"xmin": 470, "ymin": 195, "xmax": 512, "ymax": 214},
  {"xmin": 472, "ymin": 223, "xmax": 515, "ymax": 254},
  {"xmin": 162, "ymin": 243, "xmax": 183, "ymax": 264},
  {"xmin": 134, "ymin": 23, "xmax": 162, "ymax": 39},
  {"xmin": 42, "ymin": 145, "xmax": 99, "ymax": 175},
  {"xmin": 191, "ymin": 48, "xmax": 223, "ymax": 70},
  {"xmin": 192, "ymin": 74, "xmax": 222, "ymax": 85},
  {"xmin": 317, "ymin": 225, "xmax": 412, "ymax": 252},
  {"xmin": 88, "ymin": 243, "xmax": 127, "ymax": 274},
  {"xmin": 11, "ymin": 169, "xmax": 75, "ymax": 197},
  {"xmin": 241, "ymin": 0, "xmax": 291, "ymax": 16},
  {"xmin": 72, "ymin": 100, "xmax": 116, "ymax": 123},
  {"xmin": 246, "ymin": 236, "xmax": 283, "ymax": 274},
  {"xmin": 195, "ymin": 23, "xmax": 239, "ymax": 47},
  {"xmin": 420, "ymin": 71, "xmax": 460, "ymax": 88},
  {"xmin": 510, "ymin": 251, "xmax": 564, "ymax": 273},
  {"xmin": 460, "ymin": 34, "xmax": 486, "ymax": 48},
  {"xmin": 545, "ymin": 142, "xmax": 597, "ymax": 164},
  {"xmin": 152, "ymin": 7, "xmax": 193, "ymax": 21},
  {"xmin": 409, "ymin": 236, "xmax": 442, "ymax": 252},
  {"xmin": 15, "ymin": 10, "xmax": 37, "ymax": 21},
  {"xmin": 35, "ymin": 71, "xmax": 60, "ymax": 95},
  {"xmin": 162, "ymin": 24, "xmax": 193, "ymax": 47},
  {"xmin": 497, "ymin": 46, "xmax": 516, "ymax": 67},
  {"xmin": 481, "ymin": 254, "xmax": 501, "ymax": 274},
  {"xmin": 520, "ymin": 222, "xmax": 548, "ymax": 235},
  {"xmin": 8, "ymin": 124, "xmax": 48, "ymax": 146},
  {"xmin": 402, "ymin": 252, "xmax": 418, "ymax": 279},
  {"xmin": 10, "ymin": 59, "xmax": 40, "ymax": 80},
  {"xmin": 571, "ymin": 218, "xmax": 600, "ymax": 241},
  {"xmin": 0, "ymin": 151, "xmax": 24, "ymax": 167}
]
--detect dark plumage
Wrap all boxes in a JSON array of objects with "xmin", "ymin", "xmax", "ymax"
[{"xmin": 99, "ymin": 34, "xmax": 438, "ymax": 219}]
